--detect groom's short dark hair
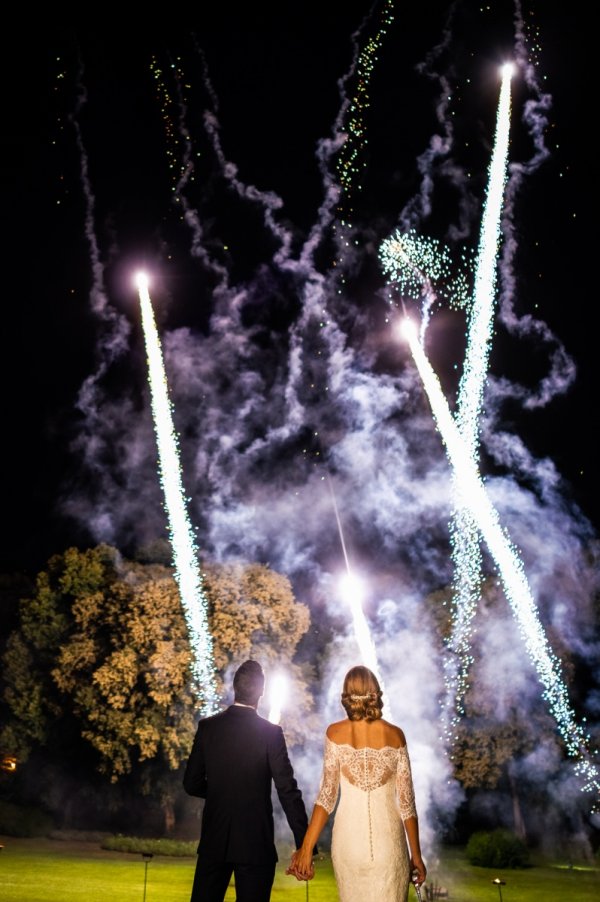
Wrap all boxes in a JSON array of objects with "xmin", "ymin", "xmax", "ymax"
[{"xmin": 233, "ymin": 660, "xmax": 265, "ymax": 706}]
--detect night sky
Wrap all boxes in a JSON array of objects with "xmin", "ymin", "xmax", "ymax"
[{"xmin": 1, "ymin": 4, "xmax": 594, "ymax": 579}]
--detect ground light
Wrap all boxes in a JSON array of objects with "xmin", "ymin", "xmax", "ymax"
[
  {"xmin": 141, "ymin": 851, "xmax": 153, "ymax": 902},
  {"xmin": 492, "ymin": 877, "xmax": 506, "ymax": 901}
]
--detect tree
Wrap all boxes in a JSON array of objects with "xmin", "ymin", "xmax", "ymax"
[
  {"xmin": 202, "ymin": 561, "xmax": 315, "ymax": 746},
  {"xmin": 445, "ymin": 579, "xmax": 570, "ymax": 841},
  {"xmin": 1, "ymin": 545, "xmax": 313, "ymax": 832}
]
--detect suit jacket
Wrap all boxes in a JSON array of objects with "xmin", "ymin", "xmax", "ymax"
[{"xmin": 183, "ymin": 704, "xmax": 309, "ymax": 865}]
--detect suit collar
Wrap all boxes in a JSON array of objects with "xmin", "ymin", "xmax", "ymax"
[{"xmin": 227, "ymin": 703, "xmax": 258, "ymax": 716}]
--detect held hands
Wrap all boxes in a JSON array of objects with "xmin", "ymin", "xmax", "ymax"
[{"xmin": 286, "ymin": 849, "xmax": 315, "ymax": 881}]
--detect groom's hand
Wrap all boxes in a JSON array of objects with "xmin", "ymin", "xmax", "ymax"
[{"xmin": 286, "ymin": 850, "xmax": 315, "ymax": 881}]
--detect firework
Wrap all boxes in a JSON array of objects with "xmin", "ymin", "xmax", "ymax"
[{"xmin": 136, "ymin": 273, "xmax": 219, "ymax": 715}]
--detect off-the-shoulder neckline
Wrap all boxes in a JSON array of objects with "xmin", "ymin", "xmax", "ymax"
[{"xmin": 326, "ymin": 737, "xmax": 407, "ymax": 752}]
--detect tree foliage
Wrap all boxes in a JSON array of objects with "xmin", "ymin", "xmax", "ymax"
[
  {"xmin": 466, "ymin": 828, "xmax": 529, "ymax": 868},
  {"xmin": 1, "ymin": 546, "xmax": 312, "ymax": 797}
]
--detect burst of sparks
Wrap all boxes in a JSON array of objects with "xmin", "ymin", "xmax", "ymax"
[
  {"xmin": 379, "ymin": 228, "xmax": 472, "ymax": 311},
  {"xmin": 136, "ymin": 273, "xmax": 219, "ymax": 715},
  {"xmin": 403, "ymin": 319, "xmax": 600, "ymax": 799}
]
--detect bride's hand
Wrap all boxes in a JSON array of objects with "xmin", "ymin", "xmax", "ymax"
[
  {"xmin": 410, "ymin": 855, "xmax": 426, "ymax": 886},
  {"xmin": 285, "ymin": 852, "xmax": 304, "ymax": 881},
  {"xmin": 286, "ymin": 848, "xmax": 314, "ymax": 881}
]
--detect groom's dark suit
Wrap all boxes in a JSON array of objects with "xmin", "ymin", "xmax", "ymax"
[{"xmin": 183, "ymin": 703, "xmax": 309, "ymax": 901}]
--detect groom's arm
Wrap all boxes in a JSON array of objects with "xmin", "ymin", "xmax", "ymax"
[
  {"xmin": 268, "ymin": 725, "xmax": 317, "ymax": 853},
  {"xmin": 183, "ymin": 720, "xmax": 208, "ymax": 798}
]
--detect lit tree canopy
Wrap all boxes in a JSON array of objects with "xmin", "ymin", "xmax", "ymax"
[{"xmin": 1, "ymin": 545, "xmax": 312, "ymax": 783}]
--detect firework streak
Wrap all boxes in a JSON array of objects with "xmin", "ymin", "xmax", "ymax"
[
  {"xmin": 137, "ymin": 274, "xmax": 219, "ymax": 715},
  {"xmin": 404, "ymin": 319, "xmax": 599, "ymax": 799}
]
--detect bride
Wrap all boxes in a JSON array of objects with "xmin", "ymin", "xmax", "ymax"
[{"xmin": 288, "ymin": 665, "xmax": 426, "ymax": 900}]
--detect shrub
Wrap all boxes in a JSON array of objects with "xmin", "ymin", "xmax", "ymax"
[
  {"xmin": 101, "ymin": 835, "xmax": 197, "ymax": 857},
  {"xmin": 48, "ymin": 829, "xmax": 111, "ymax": 843},
  {"xmin": 0, "ymin": 800, "xmax": 54, "ymax": 837},
  {"xmin": 466, "ymin": 829, "xmax": 529, "ymax": 868}
]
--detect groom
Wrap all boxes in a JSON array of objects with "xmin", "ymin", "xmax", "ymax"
[{"xmin": 183, "ymin": 660, "xmax": 312, "ymax": 901}]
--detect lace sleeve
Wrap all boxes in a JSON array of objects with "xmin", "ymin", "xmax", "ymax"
[
  {"xmin": 396, "ymin": 744, "xmax": 417, "ymax": 820},
  {"xmin": 314, "ymin": 736, "xmax": 340, "ymax": 815}
]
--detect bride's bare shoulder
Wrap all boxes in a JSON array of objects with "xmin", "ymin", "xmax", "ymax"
[
  {"xmin": 325, "ymin": 720, "xmax": 350, "ymax": 742},
  {"xmin": 382, "ymin": 720, "xmax": 407, "ymax": 748}
]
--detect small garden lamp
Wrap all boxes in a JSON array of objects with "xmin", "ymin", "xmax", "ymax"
[
  {"xmin": 492, "ymin": 877, "xmax": 506, "ymax": 901},
  {"xmin": 141, "ymin": 851, "xmax": 153, "ymax": 902}
]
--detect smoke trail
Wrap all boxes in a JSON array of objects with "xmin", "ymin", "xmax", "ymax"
[
  {"xmin": 398, "ymin": 1, "xmax": 478, "ymax": 245},
  {"xmin": 70, "ymin": 63, "xmax": 129, "ymax": 346},
  {"xmin": 192, "ymin": 35, "xmax": 221, "ymax": 116},
  {"xmin": 491, "ymin": 0, "xmax": 575, "ymax": 414},
  {"xmin": 62, "ymin": 58, "xmax": 132, "ymax": 540},
  {"xmin": 201, "ymin": 110, "xmax": 293, "ymax": 264}
]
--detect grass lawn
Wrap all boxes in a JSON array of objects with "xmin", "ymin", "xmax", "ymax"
[
  {"xmin": 431, "ymin": 845, "xmax": 600, "ymax": 902},
  {"xmin": 0, "ymin": 837, "xmax": 332, "ymax": 902},
  {"xmin": 0, "ymin": 836, "xmax": 598, "ymax": 901}
]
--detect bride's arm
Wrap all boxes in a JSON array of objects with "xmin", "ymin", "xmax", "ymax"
[
  {"xmin": 397, "ymin": 744, "xmax": 427, "ymax": 886},
  {"xmin": 403, "ymin": 815, "xmax": 426, "ymax": 885},
  {"xmin": 288, "ymin": 734, "xmax": 340, "ymax": 880},
  {"xmin": 289, "ymin": 803, "xmax": 329, "ymax": 879}
]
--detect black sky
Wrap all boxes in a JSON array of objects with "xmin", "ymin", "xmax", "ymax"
[{"xmin": 1, "ymin": 4, "xmax": 595, "ymax": 575}]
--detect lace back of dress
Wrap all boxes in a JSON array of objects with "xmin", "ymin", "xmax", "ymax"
[{"xmin": 339, "ymin": 745, "xmax": 398, "ymax": 792}]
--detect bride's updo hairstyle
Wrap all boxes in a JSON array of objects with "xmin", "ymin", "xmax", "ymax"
[{"xmin": 341, "ymin": 666, "xmax": 383, "ymax": 721}]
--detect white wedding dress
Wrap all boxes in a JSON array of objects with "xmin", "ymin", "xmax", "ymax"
[{"xmin": 315, "ymin": 737, "xmax": 417, "ymax": 902}]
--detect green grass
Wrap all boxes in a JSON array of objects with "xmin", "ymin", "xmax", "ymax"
[
  {"xmin": 0, "ymin": 836, "xmax": 598, "ymax": 901},
  {"xmin": 431, "ymin": 845, "xmax": 600, "ymax": 901},
  {"xmin": 0, "ymin": 836, "xmax": 333, "ymax": 902}
]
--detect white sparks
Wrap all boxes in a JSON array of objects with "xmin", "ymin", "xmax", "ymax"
[
  {"xmin": 135, "ymin": 270, "xmax": 149, "ymax": 291},
  {"xmin": 447, "ymin": 63, "xmax": 513, "ymax": 737},
  {"xmin": 328, "ymin": 476, "xmax": 386, "ymax": 703},
  {"xmin": 137, "ymin": 277, "xmax": 219, "ymax": 715},
  {"xmin": 404, "ymin": 322, "xmax": 600, "ymax": 798},
  {"xmin": 379, "ymin": 228, "xmax": 473, "ymax": 330},
  {"xmin": 339, "ymin": 573, "xmax": 380, "ymax": 675},
  {"xmin": 338, "ymin": 572, "xmax": 390, "ymax": 714},
  {"xmin": 381, "ymin": 63, "xmax": 598, "ymax": 805},
  {"xmin": 267, "ymin": 674, "xmax": 288, "ymax": 725}
]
